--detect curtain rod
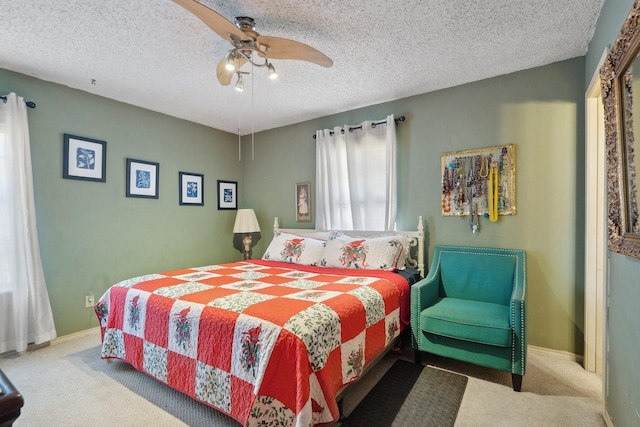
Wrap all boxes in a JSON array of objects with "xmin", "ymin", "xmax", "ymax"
[
  {"xmin": 312, "ymin": 115, "xmax": 405, "ymax": 139},
  {"xmin": 0, "ymin": 95, "xmax": 36, "ymax": 109}
]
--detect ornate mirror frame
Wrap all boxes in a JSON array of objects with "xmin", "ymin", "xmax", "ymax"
[{"xmin": 600, "ymin": 1, "xmax": 640, "ymax": 260}]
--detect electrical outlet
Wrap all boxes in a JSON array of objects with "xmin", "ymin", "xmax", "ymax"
[{"xmin": 85, "ymin": 293, "xmax": 95, "ymax": 308}]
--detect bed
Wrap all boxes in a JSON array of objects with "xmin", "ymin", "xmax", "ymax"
[{"xmin": 95, "ymin": 216, "xmax": 424, "ymax": 426}]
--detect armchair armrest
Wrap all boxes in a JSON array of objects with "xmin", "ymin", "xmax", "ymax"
[
  {"xmin": 411, "ymin": 274, "xmax": 440, "ymax": 312},
  {"xmin": 411, "ymin": 265, "xmax": 441, "ymax": 343},
  {"xmin": 509, "ymin": 251, "xmax": 527, "ymax": 376}
]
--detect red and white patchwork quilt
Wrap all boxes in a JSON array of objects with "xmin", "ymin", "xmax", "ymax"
[{"xmin": 95, "ymin": 260, "xmax": 409, "ymax": 426}]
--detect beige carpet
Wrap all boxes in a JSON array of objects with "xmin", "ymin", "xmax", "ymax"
[{"xmin": 0, "ymin": 328, "xmax": 605, "ymax": 427}]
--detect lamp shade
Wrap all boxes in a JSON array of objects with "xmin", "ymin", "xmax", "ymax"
[
  {"xmin": 233, "ymin": 209, "xmax": 261, "ymax": 233},
  {"xmin": 233, "ymin": 209, "xmax": 261, "ymax": 260}
]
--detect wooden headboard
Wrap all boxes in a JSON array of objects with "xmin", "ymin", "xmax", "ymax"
[{"xmin": 273, "ymin": 216, "xmax": 425, "ymax": 277}]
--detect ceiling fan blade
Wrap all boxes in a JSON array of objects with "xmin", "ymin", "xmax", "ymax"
[
  {"xmin": 256, "ymin": 35, "xmax": 333, "ymax": 68},
  {"xmin": 172, "ymin": 0, "xmax": 246, "ymax": 44},
  {"xmin": 216, "ymin": 56, "xmax": 247, "ymax": 86}
]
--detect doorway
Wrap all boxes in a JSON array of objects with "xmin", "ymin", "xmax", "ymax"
[{"xmin": 584, "ymin": 51, "xmax": 607, "ymax": 377}]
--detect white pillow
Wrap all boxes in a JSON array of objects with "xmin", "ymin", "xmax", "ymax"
[
  {"xmin": 262, "ymin": 232, "xmax": 325, "ymax": 266},
  {"xmin": 285, "ymin": 230, "xmax": 343, "ymax": 241},
  {"xmin": 321, "ymin": 236, "xmax": 404, "ymax": 271}
]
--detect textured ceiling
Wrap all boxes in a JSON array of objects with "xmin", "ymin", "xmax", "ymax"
[{"xmin": 0, "ymin": 0, "xmax": 604, "ymax": 135}]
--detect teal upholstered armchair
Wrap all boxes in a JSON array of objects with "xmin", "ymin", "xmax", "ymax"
[{"xmin": 411, "ymin": 245, "xmax": 527, "ymax": 391}]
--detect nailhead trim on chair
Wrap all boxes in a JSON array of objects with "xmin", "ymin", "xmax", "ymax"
[
  {"xmin": 413, "ymin": 254, "xmax": 445, "ymax": 349},
  {"xmin": 416, "ymin": 246, "xmax": 527, "ymax": 376},
  {"xmin": 513, "ymin": 256, "xmax": 527, "ymax": 375}
]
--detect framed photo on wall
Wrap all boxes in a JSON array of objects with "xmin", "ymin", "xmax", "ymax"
[
  {"xmin": 63, "ymin": 134, "xmax": 107, "ymax": 182},
  {"xmin": 217, "ymin": 180, "xmax": 237, "ymax": 210},
  {"xmin": 126, "ymin": 158, "xmax": 159, "ymax": 199},
  {"xmin": 179, "ymin": 172, "xmax": 204, "ymax": 206},
  {"xmin": 295, "ymin": 182, "xmax": 311, "ymax": 222}
]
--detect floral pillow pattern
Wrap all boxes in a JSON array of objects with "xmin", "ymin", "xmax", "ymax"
[
  {"xmin": 262, "ymin": 232, "xmax": 325, "ymax": 266},
  {"xmin": 321, "ymin": 236, "xmax": 404, "ymax": 271}
]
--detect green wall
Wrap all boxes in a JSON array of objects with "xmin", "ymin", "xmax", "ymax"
[
  {"xmin": 243, "ymin": 58, "xmax": 586, "ymax": 355},
  {"xmin": 4, "ymin": 2, "xmax": 637, "ymax": 421},
  {"xmin": 606, "ymin": 253, "xmax": 640, "ymax": 427},
  {"xmin": 1, "ymin": 68, "xmax": 242, "ymax": 336},
  {"xmin": 2, "ymin": 45, "xmax": 590, "ymax": 360},
  {"xmin": 586, "ymin": 0, "xmax": 640, "ymax": 426}
]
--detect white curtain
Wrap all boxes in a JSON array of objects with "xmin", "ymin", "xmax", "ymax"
[
  {"xmin": 315, "ymin": 114, "xmax": 397, "ymax": 230},
  {"xmin": 0, "ymin": 93, "xmax": 56, "ymax": 353}
]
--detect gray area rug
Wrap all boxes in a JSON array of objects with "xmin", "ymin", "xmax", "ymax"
[
  {"xmin": 74, "ymin": 346, "xmax": 466, "ymax": 426},
  {"xmin": 341, "ymin": 360, "xmax": 468, "ymax": 427},
  {"xmin": 74, "ymin": 345, "xmax": 241, "ymax": 426}
]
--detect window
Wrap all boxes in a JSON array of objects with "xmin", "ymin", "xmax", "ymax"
[{"xmin": 315, "ymin": 115, "xmax": 397, "ymax": 230}]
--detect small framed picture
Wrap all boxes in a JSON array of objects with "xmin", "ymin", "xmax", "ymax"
[
  {"xmin": 126, "ymin": 158, "xmax": 159, "ymax": 199},
  {"xmin": 217, "ymin": 180, "xmax": 237, "ymax": 210},
  {"xmin": 295, "ymin": 182, "xmax": 311, "ymax": 222},
  {"xmin": 63, "ymin": 134, "xmax": 107, "ymax": 182},
  {"xmin": 180, "ymin": 172, "xmax": 204, "ymax": 206}
]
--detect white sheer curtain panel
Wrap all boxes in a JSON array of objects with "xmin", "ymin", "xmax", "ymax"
[
  {"xmin": 0, "ymin": 93, "xmax": 56, "ymax": 353},
  {"xmin": 315, "ymin": 114, "xmax": 397, "ymax": 230}
]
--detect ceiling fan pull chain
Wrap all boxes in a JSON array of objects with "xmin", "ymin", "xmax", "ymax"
[{"xmin": 251, "ymin": 62, "xmax": 255, "ymax": 161}]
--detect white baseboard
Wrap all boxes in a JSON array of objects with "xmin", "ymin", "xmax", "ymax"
[
  {"xmin": 603, "ymin": 408, "xmax": 614, "ymax": 427},
  {"xmin": 528, "ymin": 344, "xmax": 584, "ymax": 364},
  {"xmin": 47, "ymin": 332, "xmax": 585, "ymax": 362},
  {"xmin": 49, "ymin": 326, "xmax": 101, "ymax": 346},
  {"xmin": 46, "ymin": 331, "xmax": 585, "ymax": 361},
  {"xmin": 2, "ymin": 327, "xmax": 101, "ymax": 356},
  {"xmin": 0, "ymin": 326, "xmax": 100, "ymax": 358}
]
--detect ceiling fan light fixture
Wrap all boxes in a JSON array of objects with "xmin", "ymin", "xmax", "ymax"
[
  {"xmin": 224, "ymin": 50, "xmax": 236, "ymax": 71},
  {"xmin": 268, "ymin": 62, "xmax": 278, "ymax": 80},
  {"xmin": 234, "ymin": 73, "xmax": 244, "ymax": 92},
  {"xmin": 171, "ymin": 2, "xmax": 332, "ymax": 88}
]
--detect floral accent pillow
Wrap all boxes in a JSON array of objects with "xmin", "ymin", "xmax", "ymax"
[
  {"xmin": 288, "ymin": 230, "xmax": 343, "ymax": 241},
  {"xmin": 262, "ymin": 232, "xmax": 325, "ymax": 266},
  {"xmin": 321, "ymin": 236, "xmax": 404, "ymax": 271}
]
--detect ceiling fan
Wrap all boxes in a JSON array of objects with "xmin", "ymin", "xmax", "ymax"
[{"xmin": 172, "ymin": 0, "xmax": 333, "ymax": 89}]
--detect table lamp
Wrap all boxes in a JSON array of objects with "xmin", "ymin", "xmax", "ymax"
[{"xmin": 232, "ymin": 209, "xmax": 261, "ymax": 259}]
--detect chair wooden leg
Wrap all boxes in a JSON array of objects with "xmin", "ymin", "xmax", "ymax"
[
  {"xmin": 512, "ymin": 373, "xmax": 522, "ymax": 392},
  {"xmin": 414, "ymin": 349, "xmax": 422, "ymax": 364}
]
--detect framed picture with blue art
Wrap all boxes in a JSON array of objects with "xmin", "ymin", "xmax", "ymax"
[
  {"xmin": 63, "ymin": 134, "xmax": 107, "ymax": 182},
  {"xmin": 217, "ymin": 179, "xmax": 237, "ymax": 210},
  {"xmin": 126, "ymin": 158, "xmax": 159, "ymax": 199},
  {"xmin": 180, "ymin": 172, "xmax": 204, "ymax": 206}
]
